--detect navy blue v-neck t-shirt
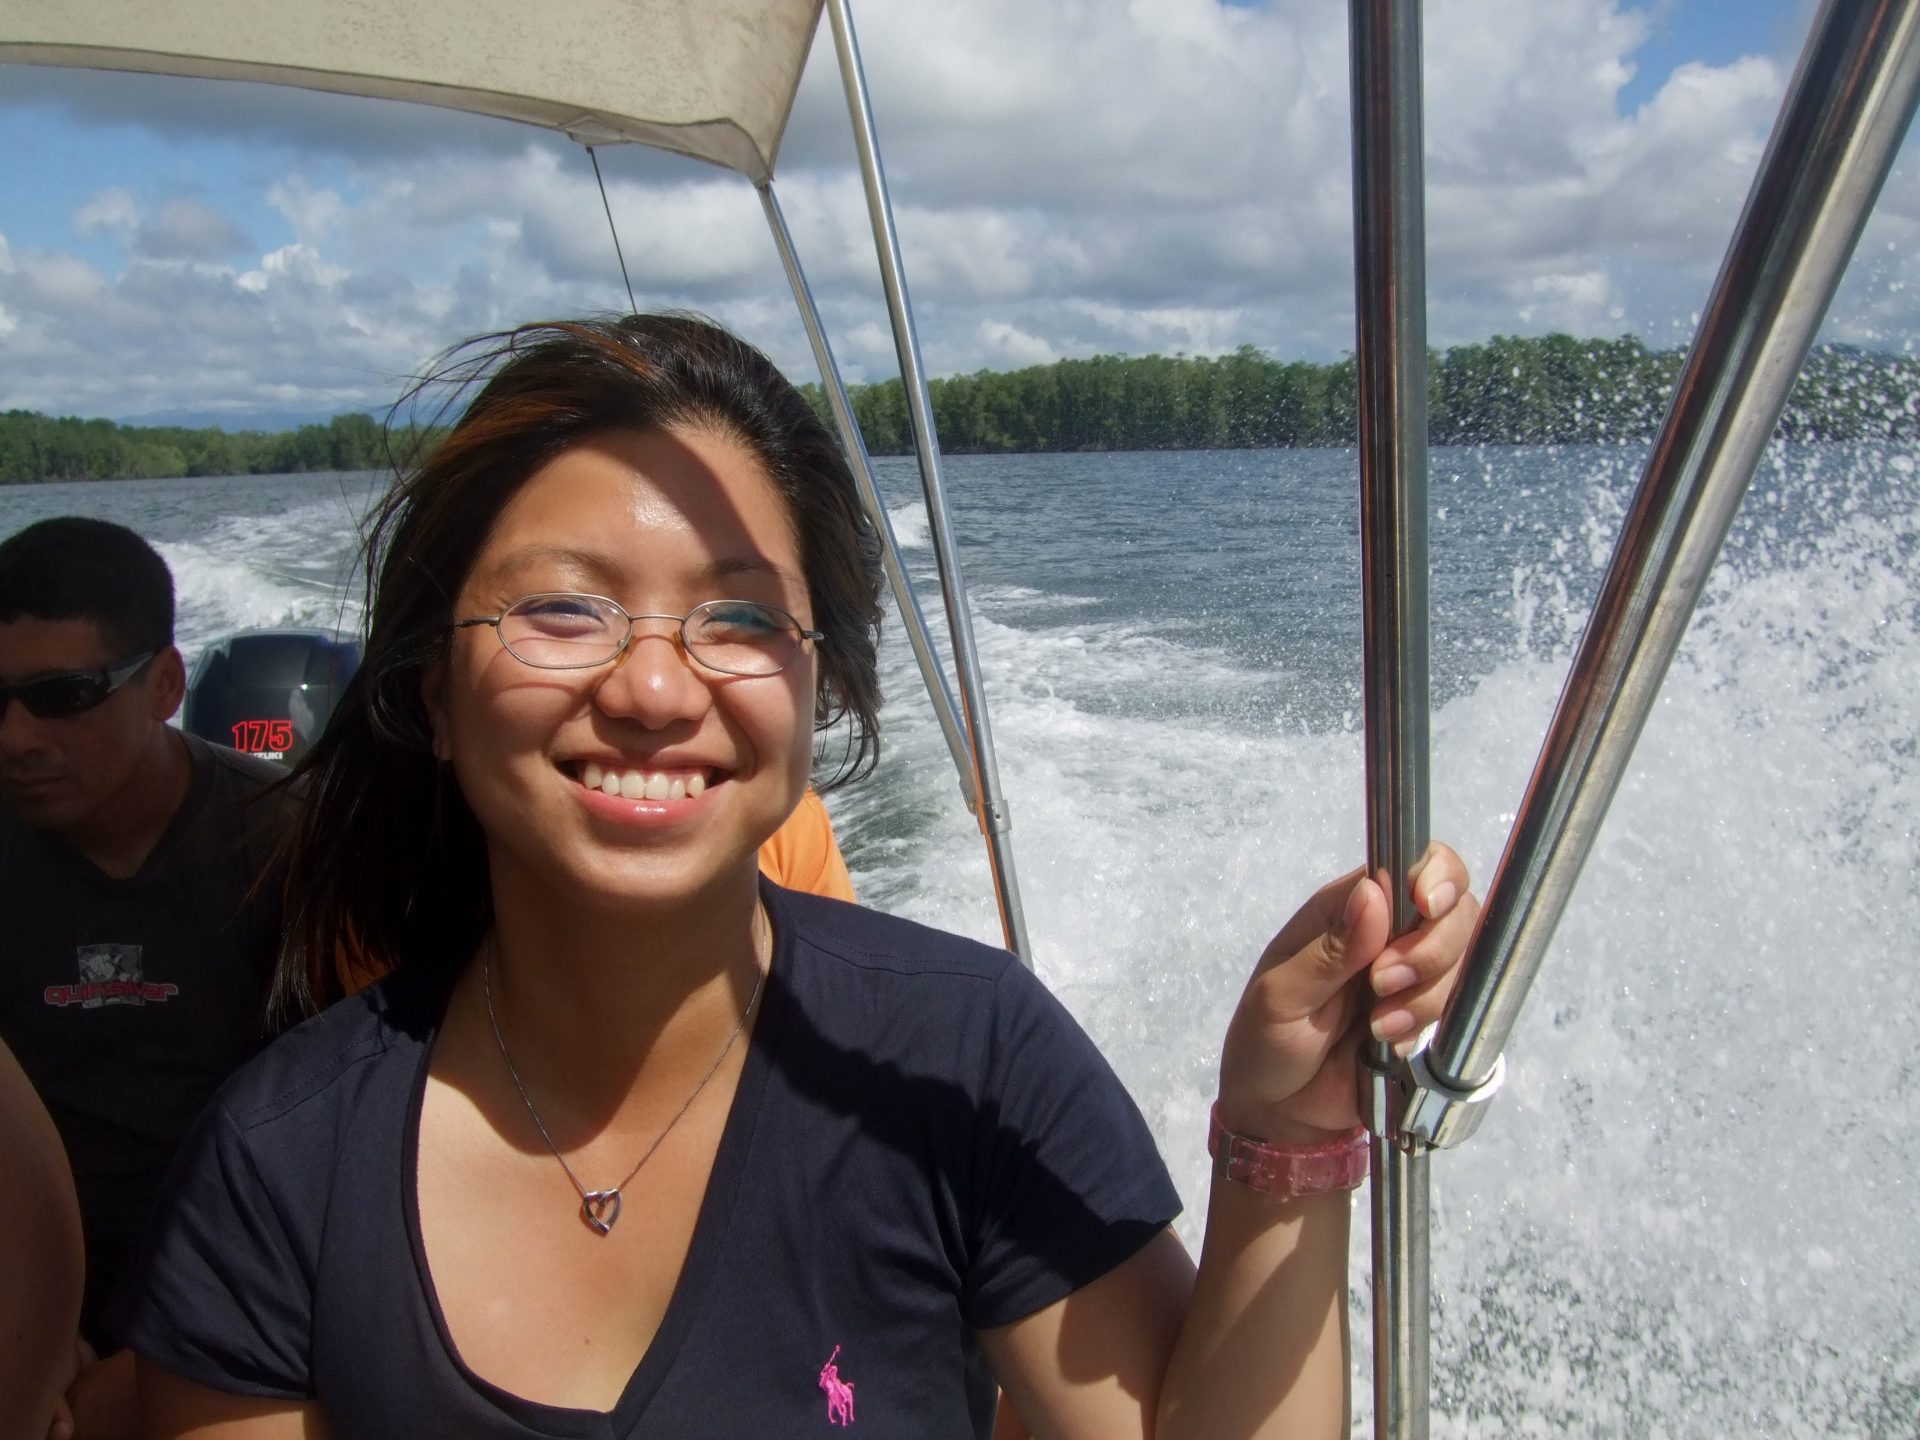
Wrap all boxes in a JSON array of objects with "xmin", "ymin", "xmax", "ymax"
[{"xmin": 114, "ymin": 885, "xmax": 1182, "ymax": 1438}]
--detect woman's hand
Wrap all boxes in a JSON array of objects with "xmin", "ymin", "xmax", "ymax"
[{"xmin": 1217, "ymin": 842, "xmax": 1478, "ymax": 1140}]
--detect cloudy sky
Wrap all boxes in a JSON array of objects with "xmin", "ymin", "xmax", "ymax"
[{"xmin": 1, "ymin": 0, "xmax": 1911, "ymax": 427}]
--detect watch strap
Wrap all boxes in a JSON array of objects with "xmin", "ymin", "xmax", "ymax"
[{"xmin": 1207, "ymin": 1103, "xmax": 1370, "ymax": 1197}]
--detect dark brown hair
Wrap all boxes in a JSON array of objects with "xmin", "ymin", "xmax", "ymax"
[
  {"xmin": 0, "ymin": 516, "xmax": 174, "ymax": 654},
  {"xmin": 276, "ymin": 314, "xmax": 884, "ymax": 1013}
]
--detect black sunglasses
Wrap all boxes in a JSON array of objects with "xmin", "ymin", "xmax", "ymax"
[{"xmin": 0, "ymin": 651, "xmax": 156, "ymax": 721}]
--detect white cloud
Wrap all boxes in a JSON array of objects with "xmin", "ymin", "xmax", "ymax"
[
  {"xmin": 18, "ymin": 252, "xmax": 108, "ymax": 306},
  {"xmin": 135, "ymin": 197, "xmax": 251, "ymax": 260},
  {"xmin": 267, "ymin": 177, "xmax": 346, "ymax": 244},
  {"xmin": 977, "ymin": 319, "xmax": 1059, "ymax": 369},
  {"xmin": 1512, "ymin": 269, "xmax": 1618, "ymax": 331},
  {"xmin": 0, "ymin": 0, "xmax": 1912, "ymax": 423},
  {"xmin": 253, "ymin": 242, "xmax": 347, "ymax": 287},
  {"xmin": 74, "ymin": 186, "xmax": 140, "ymax": 236}
]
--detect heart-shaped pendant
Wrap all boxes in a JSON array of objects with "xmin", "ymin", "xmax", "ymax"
[{"xmin": 581, "ymin": 1189, "xmax": 623, "ymax": 1235}]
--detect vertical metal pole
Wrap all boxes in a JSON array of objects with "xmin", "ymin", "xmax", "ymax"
[
  {"xmin": 1349, "ymin": 1, "xmax": 1432, "ymax": 1437},
  {"xmin": 758, "ymin": 181, "xmax": 981, "ymax": 815},
  {"xmin": 825, "ymin": 0, "xmax": 1033, "ymax": 964}
]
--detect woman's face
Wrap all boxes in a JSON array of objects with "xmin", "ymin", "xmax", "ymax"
[{"xmin": 428, "ymin": 425, "xmax": 816, "ymax": 915}]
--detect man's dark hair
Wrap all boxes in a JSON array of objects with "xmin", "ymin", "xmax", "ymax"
[{"xmin": 0, "ymin": 517, "xmax": 175, "ymax": 655}]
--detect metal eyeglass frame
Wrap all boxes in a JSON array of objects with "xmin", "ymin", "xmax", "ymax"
[{"xmin": 453, "ymin": 593, "xmax": 826, "ymax": 678}]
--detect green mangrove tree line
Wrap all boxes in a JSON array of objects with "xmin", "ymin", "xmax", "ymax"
[
  {"xmin": 0, "ymin": 410, "xmax": 391, "ymax": 485},
  {"xmin": 816, "ymin": 333, "xmax": 1920, "ymax": 454},
  {"xmin": 5, "ymin": 332, "xmax": 1918, "ymax": 482}
]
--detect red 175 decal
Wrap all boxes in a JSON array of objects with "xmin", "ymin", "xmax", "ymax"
[{"xmin": 230, "ymin": 719, "xmax": 296, "ymax": 753}]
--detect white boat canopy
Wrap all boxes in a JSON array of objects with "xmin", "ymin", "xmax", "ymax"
[{"xmin": 0, "ymin": 0, "xmax": 824, "ymax": 183}]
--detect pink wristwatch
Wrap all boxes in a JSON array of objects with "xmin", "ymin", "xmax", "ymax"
[{"xmin": 1208, "ymin": 1104, "xmax": 1371, "ymax": 1197}]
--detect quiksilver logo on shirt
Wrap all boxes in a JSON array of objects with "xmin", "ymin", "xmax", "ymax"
[{"xmin": 42, "ymin": 943, "xmax": 179, "ymax": 1008}]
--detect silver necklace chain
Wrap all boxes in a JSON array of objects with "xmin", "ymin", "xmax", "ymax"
[{"xmin": 481, "ymin": 919, "xmax": 767, "ymax": 1237}]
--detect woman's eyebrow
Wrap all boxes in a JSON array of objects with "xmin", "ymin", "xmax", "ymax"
[
  {"xmin": 487, "ymin": 547, "xmax": 803, "ymax": 591},
  {"xmin": 703, "ymin": 555, "xmax": 805, "ymax": 588},
  {"xmin": 492, "ymin": 544, "xmax": 610, "ymax": 575},
  {"xmin": 487, "ymin": 545, "xmax": 620, "ymax": 587}
]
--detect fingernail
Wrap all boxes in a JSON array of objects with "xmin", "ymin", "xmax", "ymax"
[
  {"xmin": 1424, "ymin": 881, "xmax": 1458, "ymax": 917},
  {"xmin": 1393, "ymin": 1031, "xmax": 1423, "ymax": 1058},
  {"xmin": 1343, "ymin": 881, "xmax": 1370, "ymax": 938},
  {"xmin": 1371, "ymin": 1008, "xmax": 1416, "ymax": 1041},
  {"xmin": 1372, "ymin": 964, "xmax": 1416, "ymax": 995}
]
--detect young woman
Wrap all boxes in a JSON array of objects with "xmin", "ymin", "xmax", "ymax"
[{"xmin": 116, "ymin": 314, "xmax": 1477, "ymax": 1439}]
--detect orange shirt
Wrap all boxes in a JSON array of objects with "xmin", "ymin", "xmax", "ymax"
[{"xmin": 757, "ymin": 788, "xmax": 855, "ymax": 902}]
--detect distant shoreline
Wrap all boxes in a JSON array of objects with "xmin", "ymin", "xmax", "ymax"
[
  {"xmin": 6, "ymin": 331, "xmax": 1916, "ymax": 483},
  {"xmin": 0, "ymin": 412, "xmax": 395, "ymax": 487}
]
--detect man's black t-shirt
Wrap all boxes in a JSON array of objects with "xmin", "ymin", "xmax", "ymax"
[
  {"xmin": 116, "ymin": 885, "xmax": 1183, "ymax": 1439},
  {"xmin": 0, "ymin": 733, "xmax": 285, "ymax": 1345}
]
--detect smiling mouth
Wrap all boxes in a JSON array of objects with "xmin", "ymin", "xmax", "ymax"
[{"xmin": 571, "ymin": 761, "xmax": 713, "ymax": 803}]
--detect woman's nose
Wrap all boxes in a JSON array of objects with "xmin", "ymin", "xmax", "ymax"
[{"xmin": 590, "ymin": 624, "xmax": 712, "ymax": 727}]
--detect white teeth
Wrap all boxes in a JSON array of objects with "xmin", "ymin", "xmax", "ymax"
[{"xmin": 579, "ymin": 765, "xmax": 709, "ymax": 800}]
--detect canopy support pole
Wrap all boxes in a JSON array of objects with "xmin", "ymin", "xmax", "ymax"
[
  {"xmin": 826, "ymin": 0, "xmax": 1033, "ymax": 964},
  {"xmin": 758, "ymin": 180, "xmax": 980, "ymax": 819},
  {"xmin": 1347, "ymin": 3, "xmax": 1433, "ymax": 1437},
  {"xmin": 1401, "ymin": 0, "xmax": 1920, "ymax": 1130}
]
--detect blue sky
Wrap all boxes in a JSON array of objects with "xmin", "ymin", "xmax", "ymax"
[
  {"xmin": 2, "ymin": 117, "xmax": 322, "ymax": 269},
  {"xmin": 1616, "ymin": 0, "xmax": 1816, "ymax": 109},
  {"xmin": 1, "ymin": 0, "xmax": 1911, "ymax": 425}
]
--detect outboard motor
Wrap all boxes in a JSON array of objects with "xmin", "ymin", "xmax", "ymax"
[{"xmin": 183, "ymin": 629, "xmax": 362, "ymax": 766}]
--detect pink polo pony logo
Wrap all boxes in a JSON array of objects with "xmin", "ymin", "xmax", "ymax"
[{"xmin": 818, "ymin": 1345, "xmax": 856, "ymax": 1426}]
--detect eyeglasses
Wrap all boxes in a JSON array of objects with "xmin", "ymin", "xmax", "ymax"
[
  {"xmin": 0, "ymin": 651, "xmax": 156, "ymax": 721},
  {"xmin": 455, "ymin": 594, "xmax": 825, "ymax": 677}
]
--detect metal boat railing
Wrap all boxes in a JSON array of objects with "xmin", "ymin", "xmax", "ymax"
[
  {"xmin": 758, "ymin": 183, "xmax": 981, "ymax": 833},
  {"xmin": 812, "ymin": 0, "xmax": 1034, "ymax": 962},
  {"xmin": 1349, "ymin": 0, "xmax": 1920, "ymax": 1435},
  {"xmin": 688, "ymin": 1, "xmax": 1045, "ymax": 964},
  {"xmin": 1347, "ymin": 3, "xmax": 1433, "ymax": 1432}
]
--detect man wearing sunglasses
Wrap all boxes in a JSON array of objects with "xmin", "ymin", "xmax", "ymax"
[{"xmin": 0, "ymin": 517, "xmax": 288, "ymax": 1440}]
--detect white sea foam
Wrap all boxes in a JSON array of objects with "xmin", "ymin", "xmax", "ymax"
[
  {"xmin": 156, "ymin": 499, "xmax": 368, "ymax": 664},
  {"xmin": 842, "ymin": 449, "xmax": 1920, "ymax": 1437},
  {"xmin": 160, "ymin": 545, "xmax": 351, "ymax": 660},
  {"xmin": 885, "ymin": 499, "xmax": 930, "ymax": 550}
]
